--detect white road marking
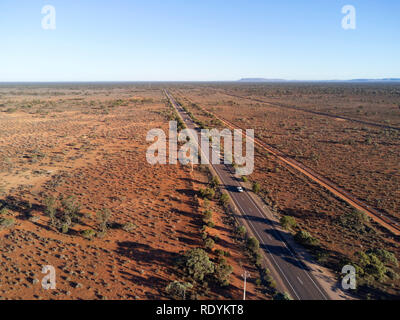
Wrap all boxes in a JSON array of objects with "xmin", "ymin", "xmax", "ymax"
[{"xmin": 297, "ymin": 277, "xmax": 304, "ymax": 285}]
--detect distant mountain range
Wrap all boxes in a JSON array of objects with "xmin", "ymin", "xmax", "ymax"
[{"xmin": 238, "ymin": 78, "xmax": 400, "ymax": 83}]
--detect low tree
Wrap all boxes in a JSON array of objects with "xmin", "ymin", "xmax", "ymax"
[
  {"xmin": 236, "ymin": 225, "xmax": 247, "ymax": 237},
  {"xmin": 246, "ymin": 237, "xmax": 260, "ymax": 253},
  {"xmin": 252, "ymin": 182, "xmax": 261, "ymax": 194},
  {"xmin": 60, "ymin": 196, "xmax": 81, "ymax": 234},
  {"xmin": 43, "ymin": 196, "xmax": 57, "ymax": 228},
  {"xmin": 183, "ymin": 248, "xmax": 215, "ymax": 282},
  {"xmin": 219, "ymin": 194, "xmax": 229, "ymax": 207},
  {"xmin": 204, "ymin": 238, "xmax": 215, "ymax": 251},
  {"xmin": 61, "ymin": 196, "xmax": 81, "ymax": 221},
  {"xmin": 209, "ymin": 176, "xmax": 220, "ymax": 189},
  {"xmin": 280, "ymin": 216, "xmax": 297, "ymax": 230},
  {"xmin": 294, "ymin": 230, "xmax": 319, "ymax": 247},
  {"xmin": 165, "ymin": 281, "xmax": 193, "ymax": 300},
  {"xmin": 214, "ymin": 262, "xmax": 233, "ymax": 286},
  {"xmin": 97, "ymin": 208, "xmax": 111, "ymax": 235}
]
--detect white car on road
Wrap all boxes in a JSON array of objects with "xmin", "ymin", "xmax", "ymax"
[{"xmin": 237, "ymin": 186, "xmax": 244, "ymax": 193}]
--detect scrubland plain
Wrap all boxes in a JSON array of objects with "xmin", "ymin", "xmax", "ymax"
[
  {"xmin": 0, "ymin": 84, "xmax": 265, "ymax": 300},
  {"xmin": 1, "ymin": 82, "xmax": 399, "ymax": 300}
]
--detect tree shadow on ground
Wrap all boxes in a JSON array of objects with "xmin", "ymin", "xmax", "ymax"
[{"xmin": 115, "ymin": 241, "xmax": 182, "ymax": 296}]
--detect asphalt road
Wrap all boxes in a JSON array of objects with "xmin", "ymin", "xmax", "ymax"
[{"xmin": 165, "ymin": 89, "xmax": 331, "ymax": 300}]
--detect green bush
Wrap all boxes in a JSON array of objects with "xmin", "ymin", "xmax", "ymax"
[
  {"xmin": 236, "ymin": 225, "xmax": 247, "ymax": 237},
  {"xmin": 219, "ymin": 194, "xmax": 229, "ymax": 206},
  {"xmin": 209, "ymin": 176, "xmax": 220, "ymax": 189},
  {"xmin": 199, "ymin": 188, "xmax": 215, "ymax": 200},
  {"xmin": 204, "ymin": 238, "xmax": 215, "ymax": 250},
  {"xmin": 355, "ymin": 251, "xmax": 388, "ymax": 281},
  {"xmin": 61, "ymin": 196, "xmax": 81, "ymax": 221},
  {"xmin": 81, "ymin": 229, "xmax": 96, "ymax": 240},
  {"xmin": 294, "ymin": 230, "xmax": 319, "ymax": 247},
  {"xmin": 252, "ymin": 182, "xmax": 261, "ymax": 194},
  {"xmin": 214, "ymin": 262, "xmax": 233, "ymax": 286},
  {"xmin": 274, "ymin": 292, "xmax": 292, "ymax": 300},
  {"xmin": 43, "ymin": 196, "xmax": 57, "ymax": 226},
  {"xmin": 207, "ymin": 221, "xmax": 215, "ymax": 228},
  {"xmin": 280, "ymin": 216, "xmax": 297, "ymax": 230},
  {"xmin": 337, "ymin": 210, "xmax": 371, "ymax": 234},
  {"xmin": 246, "ymin": 237, "xmax": 260, "ymax": 253},
  {"xmin": 368, "ymin": 248, "xmax": 398, "ymax": 267},
  {"xmin": 45, "ymin": 196, "xmax": 81, "ymax": 234},
  {"xmin": 203, "ymin": 210, "xmax": 212, "ymax": 221},
  {"xmin": 223, "ymin": 250, "xmax": 231, "ymax": 257},
  {"xmin": 182, "ymin": 248, "xmax": 215, "ymax": 281},
  {"xmin": 97, "ymin": 208, "xmax": 111, "ymax": 234},
  {"xmin": 165, "ymin": 281, "xmax": 193, "ymax": 300},
  {"xmin": 0, "ymin": 217, "xmax": 15, "ymax": 230},
  {"xmin": 122, "ymin": 222, "xmax": 136, "ymax": 233}
]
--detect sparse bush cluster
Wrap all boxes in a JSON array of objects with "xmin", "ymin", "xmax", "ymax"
[
  {"xmin": 349, "ymin": 248, "xmax": 399, "ymax": 288},
  {"xmin": 336, "ymin": 210, "xmax": 373, "ymax": 235},
  {"xmin": 171, "ymin": 247, "xmax": 234, "ymax": 297},
  {"xmin": 44, "ymin": 196, "xmax": 81, "ymax": 234},
  {"xmin": 233, "ymin": 224, "xmax": 282, "ymax": 295},
  {"xmin": 43, "ymin": 195, "xmax": 113, "ymax": 239}
]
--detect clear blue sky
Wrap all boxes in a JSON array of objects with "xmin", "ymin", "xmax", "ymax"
[{"xmin": 0, "ymin": 0, "xmax": 399, "ymax": 81}]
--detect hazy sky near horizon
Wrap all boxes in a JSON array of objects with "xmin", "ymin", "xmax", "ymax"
[{"xmin": 0, "ymin": 0, "xmax": 399, "ymax": 81}]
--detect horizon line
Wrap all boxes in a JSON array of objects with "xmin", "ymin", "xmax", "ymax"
[{"xmin": 0, "ymin": 78, "xmax": 400, "ymax": 84}]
